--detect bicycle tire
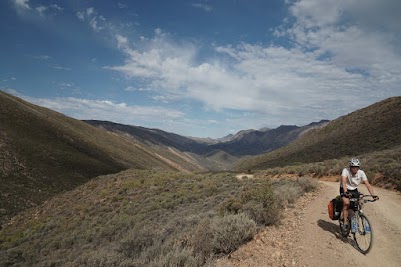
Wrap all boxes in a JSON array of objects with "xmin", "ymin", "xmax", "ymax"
[{"xmin": 353, "ymin": 213, "xmax": 373, "ymax": 254}]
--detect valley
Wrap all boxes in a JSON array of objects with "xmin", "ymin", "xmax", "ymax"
[{"xmin": 1, "ymin": 90, "xmax": 401, "ymax": 266}]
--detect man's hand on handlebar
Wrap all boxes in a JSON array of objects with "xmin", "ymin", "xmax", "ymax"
[
  {"xmin": 372, "ymin": 195, "xmax": 379, "ymax": 201},
  {"xmin": 344, "ymin": 191, "xmax": 352, "ymax": 198}
]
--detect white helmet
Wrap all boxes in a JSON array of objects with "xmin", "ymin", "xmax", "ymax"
[{"xmin": 349, "ymin": 158, "xmax": 361, "ymax": 167}]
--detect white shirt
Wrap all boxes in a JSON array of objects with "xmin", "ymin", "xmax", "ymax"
[{"xmin": 341, "ymin": 168, "xmax": 368, "ymax": 190}]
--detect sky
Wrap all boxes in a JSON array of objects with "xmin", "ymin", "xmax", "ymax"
[{"xmin": 1, "ymin": 0, "xmax": 400, "ymax": 138}]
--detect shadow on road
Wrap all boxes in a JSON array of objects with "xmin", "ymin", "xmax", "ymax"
[
  {"xmin": 317, "ymin": 219, "xmax": 361, "ymax": 251},
  {"xmin": 317, "ymin": 219, "xmax": 349, "ymax": 243}
]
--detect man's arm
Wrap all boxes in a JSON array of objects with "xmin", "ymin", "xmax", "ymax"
[
  {"xmin": 363, "ymin": 180, "xmax": 379, "ymax": 200},
  {"xmin": 364, "ymin": 179, "xmax": 374, "ymax": 194},
  {"xmin": 341, "ymin": 175, "xmax": 348, "ymax": 193}
]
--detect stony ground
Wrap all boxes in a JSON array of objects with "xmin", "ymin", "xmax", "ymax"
[{"xmin": 214, "ymin": 181, "xmax": 401, "ymax": 267}]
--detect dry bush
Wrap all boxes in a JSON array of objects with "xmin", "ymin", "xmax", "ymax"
[
  {"xmin": 220, "ymin": 180, "xmax": 280, "ymax": 226},
  {"xmin": 73, "ymin": 250, "xmax": 129, "ymax": 267},
  {"xmin": 241, "ymin": 201, "xmax": 280, "ymax": 226},
  {"xmin": 119, "ymin": 224, "xmax": 159, "ymax": 258},
  {"xmin": 149, "ymin": 246, "xmax": 201, "ymax": 267},
  {"xmin": 0, "ymin": 170, "xmax": 319, "ymax": 266},
  {"xmin": 271, "ymin": 176, "xmax": 318, "ymax": 208},
  {"xmin": 192, "ymin": 213, "xmax": 256, "ymax": 256}
]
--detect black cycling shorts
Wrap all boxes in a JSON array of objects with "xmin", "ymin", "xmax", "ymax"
[{"xmin": 339, "ymin": 186, "xmax": 359, "ymax": 198}]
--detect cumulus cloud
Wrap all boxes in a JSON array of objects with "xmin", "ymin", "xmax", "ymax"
[
  {"xmin": 106, "ymin": 0, "xmax": 401, "ymax": 127},
  {"xmin": 10, "ymin": 0, "xmax": 399, "ymax": 137}
]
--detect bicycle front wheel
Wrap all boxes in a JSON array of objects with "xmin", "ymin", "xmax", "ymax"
[{"xmin": 353, "ymin": 214, "xmax": 373, "ymax": 254}]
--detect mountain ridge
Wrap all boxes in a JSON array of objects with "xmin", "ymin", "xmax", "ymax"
[
  {"xmin": 84, "ymin": 120, "xmax": 329, "ymax": 157},
  {"xmin": 235, "ymin": 96, "xmax": 401, "ymax": 170}
]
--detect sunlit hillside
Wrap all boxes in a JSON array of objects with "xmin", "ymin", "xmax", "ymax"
[{"xmin": 0, "ymin": 170, "xmax": 317, "ymax": 266}]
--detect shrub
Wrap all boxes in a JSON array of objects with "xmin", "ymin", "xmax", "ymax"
[
  {"xmin": 149, "ymin": 246, "xmax": 201, "ymax": 267},
  {"xmin": 73, "ymin": 249, "xmax": 137, "ymax": 267},
  {"xmin": 210, "ymin": 213, "xmax": 256, "ymax": 254},
  {"xmin": 118, "ymin": 224, "xmax": 158, "ymax": 258},
  {"xmin": 192, "ymin": 213, "xmax": 256, "ymax": 256},
  {"xmin": 220, "ymin": 180, "xmax": 280, "ymax": 226},
  {"xmin": 296, "ymin": 176, "xmax": 319, "ymax": 192},
  {"xmin": 241, "ymin": 201, "xmax": 280, "ymax": 226}
]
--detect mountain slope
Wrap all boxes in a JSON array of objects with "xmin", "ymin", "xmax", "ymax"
[
  {"xmin": 0, "ymin": 90, "xmax": 202, "ymax": 225},
  {"xmin": 85, "ymin": 120, "xmax": 329, "ymax": 157},
  {"xmin": 206, "ymin": 121, "xmax": 328, "ymax": 156},
  {"xmin": 235, "ymin": 97, "xmax": 401, "ymax": 170},
  {"xmin": 83, "ymin": 120, "xmax": 207, "ymax": 152}
]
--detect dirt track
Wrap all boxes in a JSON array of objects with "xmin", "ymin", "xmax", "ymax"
[{"xmin": 215, "ymin": 181, "xmax": 401, "ymax": 267}]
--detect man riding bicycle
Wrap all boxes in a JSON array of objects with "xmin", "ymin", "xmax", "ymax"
[{"xmin": 340, "ymin": 158, "xmax": 379, "ymax": 231}]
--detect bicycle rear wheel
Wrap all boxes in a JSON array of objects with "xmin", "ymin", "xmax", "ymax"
[{"xmin": 353, "ymin": 214, "xmax": 373, "ymax": 254}]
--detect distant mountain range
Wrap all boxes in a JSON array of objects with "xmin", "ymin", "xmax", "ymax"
[
  {"xmin": 84, "ymin": 119, "xmax": 329, "ymax": 157},
  {"xmin": 235, "ymin": 96, "xmax": 401, "ymax": 170}
]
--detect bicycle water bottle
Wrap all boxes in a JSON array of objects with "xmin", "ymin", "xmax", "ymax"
[
  {"xmin": 351, "ymin": 216, "xmax": 357, "ymax": 233},
  {"xmin": 365, "ymin": 222, "xmax": 371, "ymax": 233}
]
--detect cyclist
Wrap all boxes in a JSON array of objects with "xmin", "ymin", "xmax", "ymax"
[{"xmin": 340, "ymin": 158, "xmax": 379, "ymax": 231}]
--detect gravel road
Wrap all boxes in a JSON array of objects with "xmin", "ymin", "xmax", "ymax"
[{"xmin": 215, "ymin": 181, "xmax": 401, "ymax": 267}]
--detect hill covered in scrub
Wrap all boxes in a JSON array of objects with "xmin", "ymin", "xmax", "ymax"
[
  {"xmin": 0, "ymin": 90, "xmax": 205, "ymax": 225},
  {"xmin": 236, "ymin": 97, "xmax": 401, "ymax": 170},
  {"xmin": 0, "ymin": 170, "xmax": 317, "ymax": 266}
]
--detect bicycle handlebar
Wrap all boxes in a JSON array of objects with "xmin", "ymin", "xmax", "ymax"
[{"xmin": 349, "ymin": 194, "xmax": 378, "ymax": 202}]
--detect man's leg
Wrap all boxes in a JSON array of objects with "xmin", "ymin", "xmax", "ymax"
[{"xmin": 342, "ymin": 196, "xmax": 350, "ymax": 226}]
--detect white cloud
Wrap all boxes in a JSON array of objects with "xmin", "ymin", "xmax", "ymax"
[
  {"xmin": 285, "ymin": 0, "xmax": 401, "ymax": 72},
  {"xmin": 105, "ymin": 0, "xmax": 401, "ymax": 130},
  {"xmin": 50, "ymin": 4, "xmax": 63, "ymax": 11},
  {"xmin": 10, "ymin": 92, "xmax": 185, "ymax": 126},
  {"xmin": 87, "ymin": 7, "xmax": 95, "ymax": 16},
  {"xmin": 192, "ymin": 3, "xmax": 212, "ymax": 12},
  {"xmin": 124, "ymin": 86, "xmax": 151, "ymax": 92},
  {"xmin": 13, "ymin": 0, "xmax": 63, "ymax": 16},
  {"xmin": 76, "ymin": 11, "xmax": 85, "ymax": 21},
  {"xmin": 10, "ymin": 0, "xmax": 400, "ymax": 137},
  {"xmin": 14, "ymin": 0, "xmax": 30, "ymax": 10},
  {"xmin": 33, "ymin": 54, "xmax": 52, "ymax": 60},
  {"xmin": 77, "ymin": 7, "xmax": 107, "ymax": 32},
  {"xmin": 36, "ymin": 6, "xmax": 47, "ymax": 15}
]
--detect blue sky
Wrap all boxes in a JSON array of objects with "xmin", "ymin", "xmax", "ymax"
[{"xmin": 1, "ymin": 0, "xmax": 400, "ymax": 138}]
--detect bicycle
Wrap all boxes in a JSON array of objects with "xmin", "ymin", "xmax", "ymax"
[{"xmin": 339, "ymin": 194, "xmax": 377, "ymax": 254}]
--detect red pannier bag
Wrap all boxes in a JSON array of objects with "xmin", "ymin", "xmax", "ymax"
[{"xmin": 328, "ymin": 196, "xmax": 342, "ymax": 220}]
